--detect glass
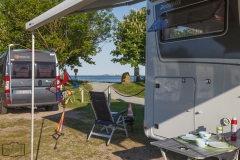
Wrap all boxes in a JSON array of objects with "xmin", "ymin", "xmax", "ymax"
[
  {"xmin": 37, "ymin": 62, "xmax": 55, "ymax": 78},
  {"xmin": 216, "ymin": 125, "xmax": 223, "ymax": 134},
  {"xmin": 150, "ymin": 0, "xmax": 226, "ymax": 40},
  {"xmin": 12, "ymin": 62, "xmax": 31, "ymax": 78}
]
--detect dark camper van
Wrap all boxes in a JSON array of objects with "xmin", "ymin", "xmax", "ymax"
[{"xmin": 0, "ymin": 49, "xmax": 60, "ymax": 114}]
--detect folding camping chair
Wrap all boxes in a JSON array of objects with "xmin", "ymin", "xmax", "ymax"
[{"xmin": 87, "ymin": 91, "xmax": 128, "ymax": 146}]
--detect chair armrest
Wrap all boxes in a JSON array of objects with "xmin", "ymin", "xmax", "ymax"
[
  {"xmin": 111, "ymin": 112, "xmax": 118, "ymax": 116},
  {"xmin": 112, "ymin": 110, "xmax": 126, "ymax": 117}
]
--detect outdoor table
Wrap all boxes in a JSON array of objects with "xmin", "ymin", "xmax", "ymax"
[{"xmin": 151, "ymin": 135, "xmax": 240, "ymax": 160}]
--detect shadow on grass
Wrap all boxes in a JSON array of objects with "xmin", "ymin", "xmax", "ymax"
[
  {"xmin": 113, "ymin": 146, "xmax": 162, "ymax": 160},
  {"xmin": 44, "ymin": 101, "xmax": 157, "ymax": 158},
  {"xmin": 36, "ymin": 119, "xmax": 44, "ymax": 160}
]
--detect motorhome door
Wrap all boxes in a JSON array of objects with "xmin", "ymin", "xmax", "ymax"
[{"xmin": 153, "ymin": 77, "xmax": 195, "ymax": 138}]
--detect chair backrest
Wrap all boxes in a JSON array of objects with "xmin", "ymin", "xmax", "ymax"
[{"xmin": 89, "ymin": 91, "xmax": 114, "ymax": 122}]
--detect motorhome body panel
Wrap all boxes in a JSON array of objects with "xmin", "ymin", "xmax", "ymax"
[
  {"xmin": 144, "ymin": 0, "xmax": 240, "ymax": 140},
  {"xmin": 0, "ymin": 49, "xmax": 58, "ymax": 108}
]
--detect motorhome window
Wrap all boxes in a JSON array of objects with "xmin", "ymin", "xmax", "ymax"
[
  {"xmin": 36, "ymin": 62, "xmax": 55, "ymax": 78},
  {"xmin": 12, "ymin": 63, "xmax": 31, "ymax": 78},
  {"xmin": 160, "ymin": 0, "xmax": 225, "ymax": 40}
]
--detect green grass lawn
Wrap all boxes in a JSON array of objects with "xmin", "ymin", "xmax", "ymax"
[{"xmin": 111, "ymin": 82, "xmax": 145, "ymax": 98}]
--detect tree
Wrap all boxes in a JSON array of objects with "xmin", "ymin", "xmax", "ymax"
[
  {"xmin": 110, "ymin": 7, "xmax": 146, "ymax": 69},
  {"xmin": 169, "ymin": 27, "xmax": 203, "ymax": 39},
  {"xmin": 0, "ymin": 0, "xmax": 115, "ymax": 69}
]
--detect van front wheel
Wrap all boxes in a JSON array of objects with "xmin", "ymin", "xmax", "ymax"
[
  {"xmin": 0, "ymin": 105, "xmax": 7, "ymax": 114},
  {"xmin": 45, "ymin": 105, "xmax": 54, "ymax": 111}
]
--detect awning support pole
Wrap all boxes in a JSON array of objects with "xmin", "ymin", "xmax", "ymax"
[{"xmin": 31, "ymin": 31, "xmax": 35, "ymax": 160}]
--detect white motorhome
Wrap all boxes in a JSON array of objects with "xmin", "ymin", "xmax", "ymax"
[
  {"xmin": 25, "ymin": 0, "xmax": 240, "ymax": 140},
  {"xmin": 143, "ymin": 0, "xmax": 239, "ymax": 139}
]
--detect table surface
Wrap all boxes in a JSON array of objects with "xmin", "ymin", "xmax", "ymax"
[{"xmin": 151, "ymin": 136, "xmax": 240, "ymax": 159}]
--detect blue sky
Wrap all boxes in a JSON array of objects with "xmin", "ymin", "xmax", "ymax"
[{"xmin": 67, "ymin": 1, "xmax": 146, "ymax": 76}]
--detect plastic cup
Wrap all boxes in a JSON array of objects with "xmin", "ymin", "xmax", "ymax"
[
  {"xmin": 216, "ymin": 125, "xmax": 223, "ymax": 134},
  {"xmin": 199, "ymin": 131, "xmax": 211, "ymax": 139},
  {"xmin": 196, "ymin": 138, "xmax": 209, "ymax": 148}
]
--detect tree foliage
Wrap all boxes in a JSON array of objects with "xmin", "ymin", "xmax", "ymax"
[
  {"xmin": 110, "ymin": 7, "xmax": 146, "ymax": 68},
  {"xmin": 0, "ymin": 0, "xmax": 115, "ymax": 69},
  {"xmin": 169, "ymin": 27, "xmax": 203, "ymax": 39}
]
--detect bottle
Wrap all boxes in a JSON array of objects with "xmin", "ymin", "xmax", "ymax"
[
  {"xmin": 216, "ymin": 125, "xmax": 223, "ymax": 141},
  {"xmin": 216, "ymin": 125, "xmax": 223, "ymax": 134},
  {"xmin": 231, "ymin": 117, "xmax": 238, "ymax": 141}
]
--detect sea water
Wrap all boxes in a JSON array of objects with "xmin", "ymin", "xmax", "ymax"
[{"xmin": 69, "ymin": 75, "xmax": 137, "ymax": 83}]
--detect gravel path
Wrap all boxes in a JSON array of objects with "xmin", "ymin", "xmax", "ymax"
[{"xmin": 4, "ymin": 106, "xmax": 80, "ymax": 120}]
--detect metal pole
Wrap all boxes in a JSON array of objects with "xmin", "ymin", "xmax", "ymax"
[
  {"xmin": 108, "ymin": 86, "xmax": 111, "ymax": 107},
  {"xmin": 81, "ymin": 89, "xmax": 84, "ymax": 103},
  {"xmin": 8, "ymin": 45, "xmax": 12, "ymax": 103},
  {"xmin": 8, "ymin": 44, "xmax": 18, "ymax": 101},
  {"xmin": 31, "ymin": 31, "xmax": 35, "ymax": 160}
]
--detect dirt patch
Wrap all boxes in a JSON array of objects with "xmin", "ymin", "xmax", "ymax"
[{"xmin": 1, "ymin": 105, "xmax": 82, "ymax": 120}]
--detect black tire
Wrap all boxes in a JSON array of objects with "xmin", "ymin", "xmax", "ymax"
[
  {"xmin": 45, "ymin": 105, "xmax": 54, "ymax": 111},
  {"xmin": 0, "ymin": 105, "xmax": 7, "ymax": 114}
]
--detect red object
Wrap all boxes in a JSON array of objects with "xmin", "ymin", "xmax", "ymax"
[
  {"xmin": 4, "ymin": 76, "xmax": 10, "ymax": 93},
  {"xmin": 6, "ymin": 99, "xmax": 11, "ymax": 104},
  {"xmin": 56, "ymin": 72, "xmax": 69, "ymax": 86},
  {"xmin": 56, "ymin": 76, "xmax": 60, "ymax": 93},
  {"xmin": 4, "ymin": 76, "xmax": 11, "ymax": 104},
  {"xmin": 127, "ymin": 102, "xmax": 133, "ymax": 116},
  {"xmin": 231, "ymin": 117, "xmax": 238, "ymax": 141}
]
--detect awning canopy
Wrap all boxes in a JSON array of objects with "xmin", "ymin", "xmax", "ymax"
[{"xmin": 25, "ymin": 0, "xmax": 145, "ymax": 31}]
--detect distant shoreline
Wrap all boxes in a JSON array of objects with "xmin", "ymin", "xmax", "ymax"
[
  {"xmin": 69, "ymin": 75, "xmax": 145, "ymax": 76},
  {"xmin": 67, "ymin": 75, "xmax": 143, "ymax": 83}
]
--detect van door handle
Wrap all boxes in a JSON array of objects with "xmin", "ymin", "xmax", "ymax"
[{"xmin": 186, "ymin": 110, "xmax": 191, "ymax": 112}]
